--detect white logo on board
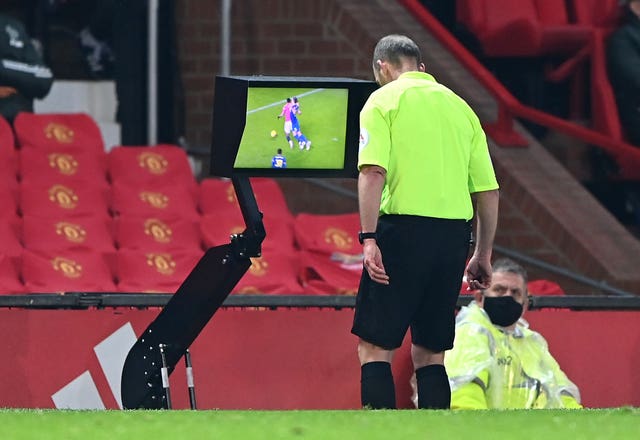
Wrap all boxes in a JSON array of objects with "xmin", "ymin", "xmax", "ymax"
[{"xmin": 51, "ymin": 323, "xmax": 137, "ymax": 410}]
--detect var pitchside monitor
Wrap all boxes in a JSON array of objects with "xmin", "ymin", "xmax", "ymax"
[{"xmin": 210, "ymin": 75, "xmax": 377, "ymax": 178}]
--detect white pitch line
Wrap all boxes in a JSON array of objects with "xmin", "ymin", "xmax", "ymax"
[{"xmin": 247, "ymin": 88, "xmax": 325, "ymax": 115}]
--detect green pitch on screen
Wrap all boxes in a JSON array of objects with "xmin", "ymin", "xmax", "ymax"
[{"xmin": 235, "ymin": 87, "xmax": 348, "ymax": 169}]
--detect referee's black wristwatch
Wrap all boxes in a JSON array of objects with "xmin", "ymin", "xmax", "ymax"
[{"xmin": 358, "ymin": 231, "xmax": 377, "ymax": 244}]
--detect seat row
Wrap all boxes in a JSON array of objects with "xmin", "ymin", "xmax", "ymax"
[
  {"xmin": 455, "ymin": 0, "xmax": 639, "ymax": 177},
  {"xmin": 456, "ymin": 0, "xmax": 620, "ymax": 57},
  {"xmin": 0, "ymin": 211, "xmax": 365, "ymax": 296}
]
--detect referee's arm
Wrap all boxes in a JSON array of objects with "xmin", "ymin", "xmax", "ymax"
[
  {"xmin": 358, "ymin": 164, "xmax": 389, "ymax": 284},
  {"xmin": 466, "ymin": 189, "xmax": 499, "ymax": 290},
  {"xmin": 358, "ymin": 165, "xmax": 386, "ymax": 234}
]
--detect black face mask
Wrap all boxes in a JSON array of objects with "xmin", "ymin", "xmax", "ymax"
[{"xmin": 483, "ymin": 296, "xmax": 523, "ymax": 327}]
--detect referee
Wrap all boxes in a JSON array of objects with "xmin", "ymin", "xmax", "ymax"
[{"xmin": 352, "ymin": 34, "xmax": 499, "ymax": 409}]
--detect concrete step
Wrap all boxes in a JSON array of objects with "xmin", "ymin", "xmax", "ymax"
[{"xmin": 35, "ymin": 80, "xmax": 120, "ymax": 149}]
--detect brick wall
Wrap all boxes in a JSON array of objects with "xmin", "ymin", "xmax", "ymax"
[
  {"xmin": 175, "ymin": 0, "xmax": 375, "ymax": 149},
  {"xmin": 175, "ymin": 0, "xmax": 640, "ymax": 294}
]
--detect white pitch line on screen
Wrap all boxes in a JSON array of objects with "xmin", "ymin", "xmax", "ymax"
[{"xmin": 246, "ymin": 88, "xmax": 325, "ymax": 115}]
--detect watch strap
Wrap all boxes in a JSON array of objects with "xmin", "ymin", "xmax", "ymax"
[{"xmin": 358, "ymin": 231, "xmax": 377, "ymax": 244}]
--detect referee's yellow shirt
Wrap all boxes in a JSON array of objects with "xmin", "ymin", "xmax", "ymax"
[{"xmin": 358, "ymin": 71, "xmax": 499, "ymax": 220}]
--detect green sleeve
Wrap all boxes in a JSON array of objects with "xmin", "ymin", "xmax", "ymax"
[
  {"xmin": 451, "ymin": 373, "xmax": 489, "ymax": 410},
  {"xmin": 358, "ymin": 99, "xmax": 390, "ymax": 171},
  {"xmin": 560, "ymin": 395, "xmax": 583, "ymax": 409},
  {"xmin": 466, "ymin": 109, "xmax": 498, "ymax": 193}
]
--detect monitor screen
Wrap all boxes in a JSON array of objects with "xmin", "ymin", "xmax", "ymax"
[{"xmin": 210, "ymin": 76, "xmax": 377, "ymax": 178}]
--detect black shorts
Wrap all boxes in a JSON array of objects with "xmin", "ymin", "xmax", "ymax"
[{"xmin": 351, "ymin": 215, "xmax": 471, "ymax": 351}]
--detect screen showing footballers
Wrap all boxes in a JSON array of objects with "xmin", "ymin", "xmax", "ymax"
[{"xmin": 234, "ymin": 87, "xmax": 348, "ymax": 170}]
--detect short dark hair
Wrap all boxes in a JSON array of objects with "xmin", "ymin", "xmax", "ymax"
[
  {"xmin": 277, "ymin": 148, "xmax": 282, "ymax": 154},
  {"xmin": 372, "ymin": 34, "xmax": 421, "ymax": 71},
  {"xmin": 492, "ymin": 258, "xmax": 528, "ymax": 285}
]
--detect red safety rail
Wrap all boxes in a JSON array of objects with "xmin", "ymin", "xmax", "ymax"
[{"xmin": 399, "ymin": 0, "xmax": 640, "ymax": 180}]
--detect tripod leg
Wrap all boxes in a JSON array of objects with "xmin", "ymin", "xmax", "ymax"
[
  {"xmin": 185, "ymin": 349, "xmax": 197, "ymax": 410},
  {"xmin": 159, "ymin": 344, "xmax": 172, "ymax": 409}
]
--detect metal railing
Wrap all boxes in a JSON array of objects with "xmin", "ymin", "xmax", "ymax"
[{"xmin": 0, "ymin": 292, "xmax": 638, "ymax": 310}]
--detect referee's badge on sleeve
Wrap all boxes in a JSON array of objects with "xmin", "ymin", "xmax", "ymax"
[{"xmin": 359, "ymin": 128, "xmax": 369, "ymax": 151}]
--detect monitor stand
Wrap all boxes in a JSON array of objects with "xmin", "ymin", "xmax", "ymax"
[{"xmin": 121, "ymin": 176, "xmax": 265, "ymax": 409}]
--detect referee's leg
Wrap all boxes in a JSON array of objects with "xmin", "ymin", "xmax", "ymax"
[
  {"xmin": 357, "ymin": 340, "xmax": 396, "ymax": 409},
  {"xmin": 412, "ymin": 345, "xmax": 450, "ymax": 409}
]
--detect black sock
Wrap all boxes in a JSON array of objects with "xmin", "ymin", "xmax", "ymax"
[
  {"xmin": 361, "ymin": 361, "xmax": 396, "ymax": 409},
  {"xmin": 415, "ymin": 364, "xmax": 450, "ymax": 409}
]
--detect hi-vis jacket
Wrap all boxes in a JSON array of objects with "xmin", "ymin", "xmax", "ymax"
[{"xmin": 445, "ymin": 302, "xmax": 582, "ymax": 409}]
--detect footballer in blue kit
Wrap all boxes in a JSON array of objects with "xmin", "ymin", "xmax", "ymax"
[
  {"xmin": 271, "ymin": 148, "xmax": 287, "ymax": 168},
  {"xmin": 290, "ymin": 96, "xmax": 311, "ymax": 150}
]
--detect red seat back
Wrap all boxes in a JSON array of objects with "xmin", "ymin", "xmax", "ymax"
[
  {"xmin": 199, "ymin": 178, "xmax": 293, "ymax": 222},
  {"xmin": 0, "ymin": 217, "xmax": 22, "ymax": 258},
  {"xmin": 534, "ymin": 0, "xmax": 570, "ymax": 25},
  {"xmin": 20, "ymin": 181, "xmax": 110, "ymax": 219},
  {"xmin": 14, "ymin": 112, "xmax": 104, "ymax": 152},
  {"xmin": 115, "ymin": 249, "xmax": 201, "ymax": 293},
  {"xmin": 0, "ymin": 184, "xmax": 19, "ymax": 220},
  {"xmin": 232, "ymin": 252, "xmax": 302, "ymax": 295},
  {"xmin": 0, "ymin": 124, "xmax": 18, "ymax": 195},
  {"xmin": 110, "ymin": 181, "xmax": 198, "ymax": 218},
  {"xmin": 200, "ymin": 212, "xmax": 295, "ymax": 253},
  {"xmin": 0, "ymin": 254, "xmax": 23, "ymax": 294},
  {"xmin": 19, "ymin": 148, "xmax": 108, "ymax": 185},
  {"xmin": 22, "ymin": 250, "xmax": 116, "ymax": 293},
  {"xmin": 569, "ymin": 0, "xmax": 621, "ymax": 28},
  {"xmin": 456, "ymin": 0, "xmax": 590, "ymax": 56},
  {"xmin": 21, "ymin": 215, "xmax": 115, "ymax": 254},
  {"xmin": 0, "ymin": 115, "xmax": 15, "ymax": 155},
  {"xmin": 293, "ymin": 213, "xmax": 362, "ymax": 295},
  {"xmin": 114, "ymin": 216, "xmax": 202, "ymax": 252},
  {"xmin": 108, "ymin": 145, "xmax": 196, "ymax": 188},
  {"xmin": 293, "ymin": 212, "xmax": 360, "ymax": 255}
]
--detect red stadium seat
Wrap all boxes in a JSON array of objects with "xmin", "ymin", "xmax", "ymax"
[
  {"xmin": 199, "ymin": 177, "xmax": 293, "ymax": 222},
  {"xmin": 114, "ymin": 215, "xmax": 202, "ymax": 252},
  {"xmin": 0, "ymin": 114, "xmax": 15, "ymax": 155},
  {"xmin": 0, "ymin": 184, "xmax": 19, "ymax": 220},
  {"xmin": 232, "ymin": 252, "xmax": 303, "ymax": 294},
  {"xmin": 0, "ymin": 254, "xmax": 24, "ymax": 294},
  {"xmin": 0, "ymin": 115, "xmax": 16, "ymax": 192},
  {"xmin": 293, "ymin": 212, "xmax": 360, "ymax": 255},
  {"xmin": 13, "ymin": 112, "xmax": 104, "ymax": 153},
  {"xmin": 299, "ymin": 250, "xmax": 361, "ymax": 295},
  {"xmin": 110, "ymin": 181, "xmax": 198, "ymax": 218},
  {"xmin": 456, "ymin": 0, "xmax": 592, "ymax": 57},
  {"xmin": 200, "ymin": 212, "xmax": 295, "ymax": 253},
  {"xmin": 251, "ymin": 177, "xmax": 294, "ymax": 222},
  {"xmin": 22, "ymin": 250, "xmax": 116, "ymax": 293},
  {"xmin": 589, "ymin": 29, "xmax": 625, "ymax": 142},
  {"xmin": 0, "ymin": 129, "xmax": 18, "ymax": 197},
  {"xmin": 19, "ymin": 148, "xmax": 108, "ymax": 185},
  {"xmin": 293, "ymin": 213, "xmax": 362, "ymax": 295},
  {"xmin": 528, "ymin": 279, "xmax": 565, "ymax": 295},
  {"xmin": 198, "ymin": 178, "xmax": 238, "ymax": 215},
  {"xmin": 108, "ymin": 145, "xmax": 196, "ymax": 190},
  {"xmin": 21, "ymin": 215, "xmax": 115, "ymax": 254},
  {"xmin": 115, "ymin": 249, "xmax": 201, "ymax": 293},
  {"xmin": 0, "ymin": 217, "xmax": 23, "ymax": 258},
  {"xmin": 0, "ymin": 148, "xmax": 17, "ymax": 184},
  {"xmin": 20, "ymin": 181, "xmax": 110, "ymax": 219},
  {"xmin": 569, "ymin": 0, "xmax": 621, "ymax": 29}
]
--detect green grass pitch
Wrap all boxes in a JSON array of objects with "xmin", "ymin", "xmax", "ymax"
[
  {"xmin": 0, "ymin": 408, "xmax": 638, "ymax": 439},
  {"xmin": 235, "ymin": 87, "xmax": 348, "ymax": 170}
]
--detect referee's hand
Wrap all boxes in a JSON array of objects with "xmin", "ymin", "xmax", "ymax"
[
  {"xmin": 465, "ymin": 255, "xmax": 492, "ymax": 290},
  {"xmin": 362, "ymin": 241, "xmax": 389, "ymax": 285}
]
